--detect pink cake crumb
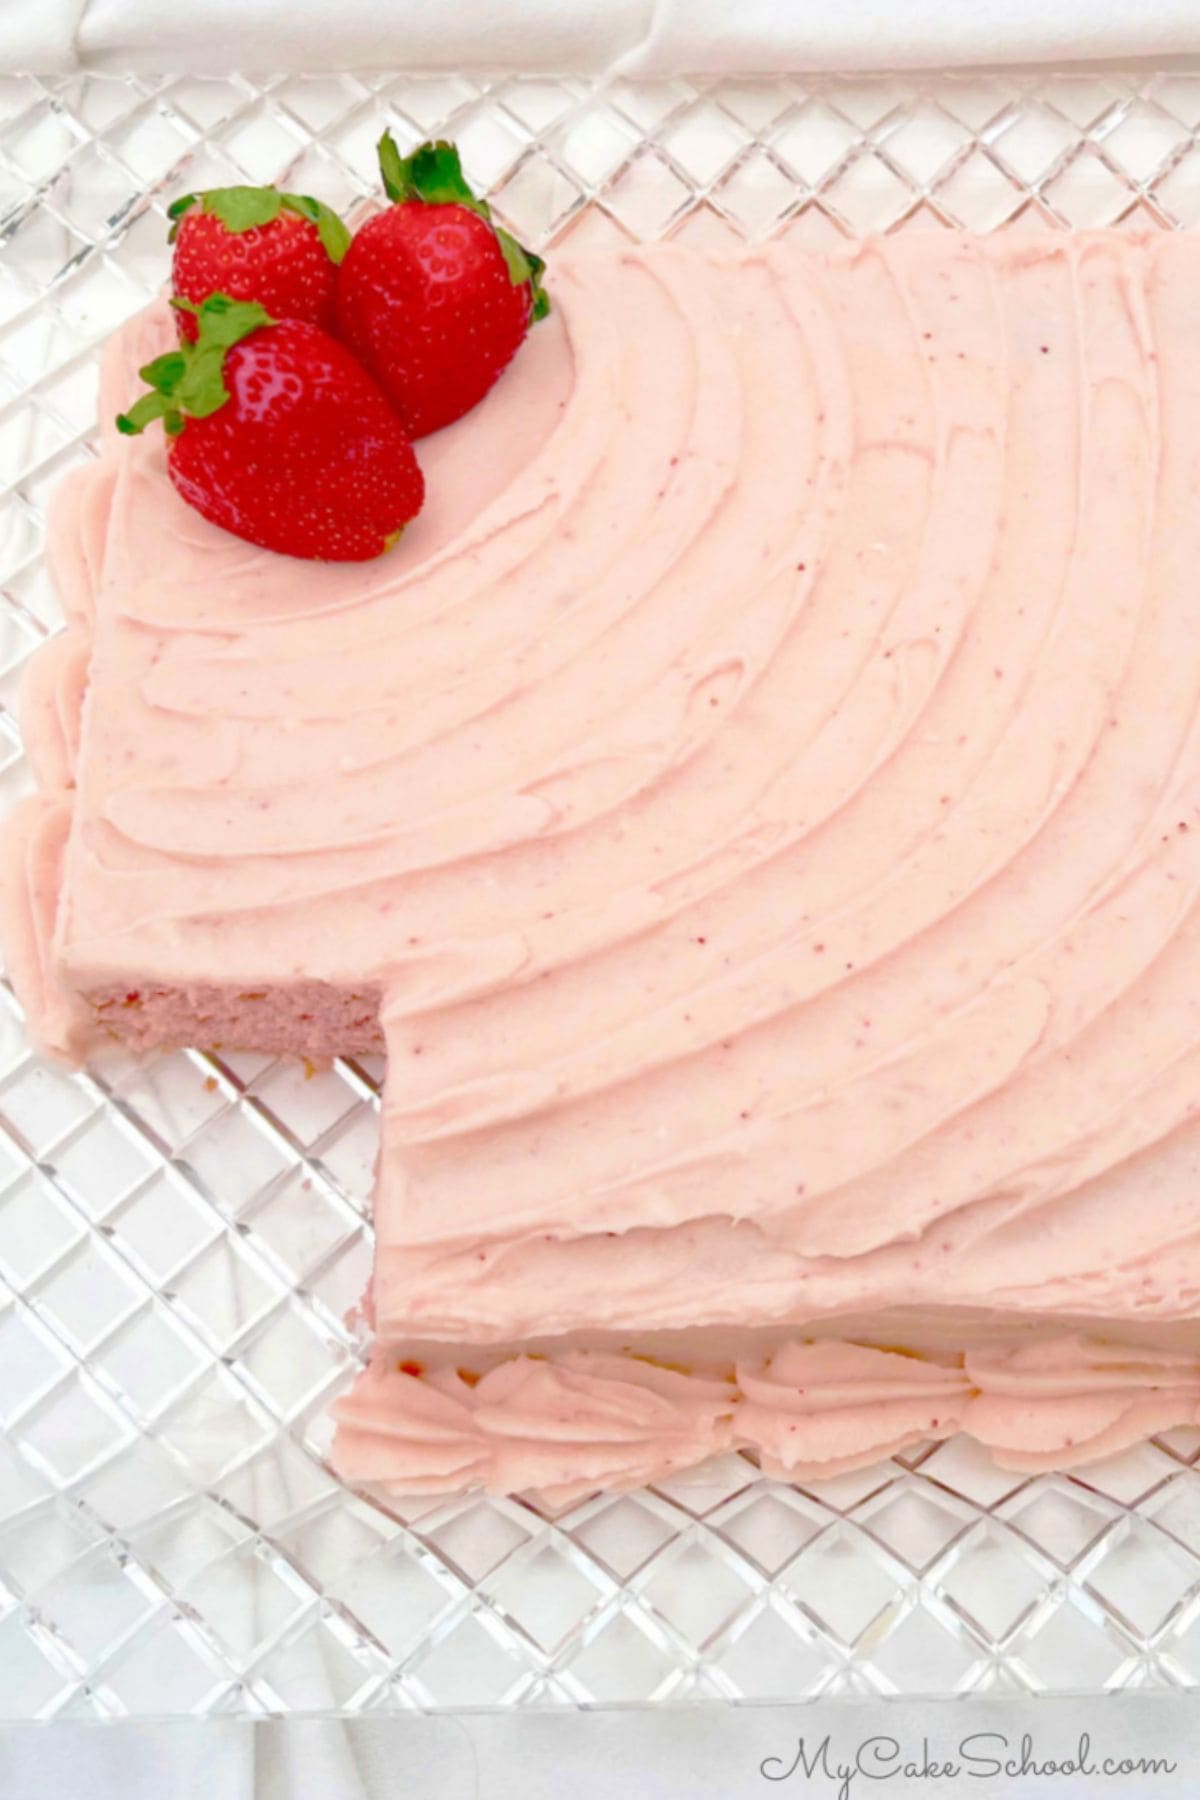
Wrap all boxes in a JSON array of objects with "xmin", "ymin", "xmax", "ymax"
[{"xmin": 87, "ymin": 979, "xmax": 382, "ymax": 1059}]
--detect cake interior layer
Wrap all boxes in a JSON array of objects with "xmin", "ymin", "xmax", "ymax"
[
  {"xmin": 331, "ymin": 1319, "xmax": 1200, "ymax": 1507},
  {"xmin": 85, "ymin": 979, "xmax": 383, "ymax": 1059}
]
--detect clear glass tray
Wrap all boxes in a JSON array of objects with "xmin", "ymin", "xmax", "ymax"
[{"xmin": 2, "ymin": 65, "xmax": 1200, "ymax": 1721}]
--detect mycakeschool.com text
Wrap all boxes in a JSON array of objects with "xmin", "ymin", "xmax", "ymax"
[{"xmin": 759, "ymin": 1731, "xmax": 1177, "ymax": 1796}]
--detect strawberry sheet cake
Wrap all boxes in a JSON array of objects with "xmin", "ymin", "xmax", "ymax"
[{"xmin": 7, "ymin": 227, "xmax": 1200, "ymax": 1503}]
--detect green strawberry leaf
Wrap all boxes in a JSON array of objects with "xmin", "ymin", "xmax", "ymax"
[
  {"xmin": 117, "ymin": 294, "xmax": 273, "ymax": 438},
  {"xmin": 166, "ymin": 192, "xmax": 198, "ymax": 244},
  {"xmin": 529, "ymin": 256, "xmax": 551, "ymax": 322},
  {"xmin": 494, "ymin": 229, "xmax": 551, "ymax": 318},
  {"xmin": 494, "ymin": 227, "xmax": 532, "ymax": 288},
  {"xmin": 179, "ymin": 346, "xmax": 234, "ymax": 419},
  {"xmin": 116, "ymin": 392, "xmax": 182, "ymax": 436},
  {"xmin": 280, "ymin": 192, "xmax": 352, "ymax": 263},
  {"xmin": 377, "ymin": 130, "xmax": 409, "ymax": 204},
  {"xmin": 139, "ymin": 350, "xmax": 189, "ymax": 395},
  {"xmin": 405, "ymin": 140, "xmax": 484, "ymax": 212},
  {"xmin": 173, "ymin": 292, "xmax": 274, "ymax": 349},
  {"xmin": 202, "ymin": 186, "xmax": 285, "ymax": 232}
]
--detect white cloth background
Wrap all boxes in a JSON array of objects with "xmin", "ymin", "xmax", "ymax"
[
  {"xmin": 3, "ymin": 0, "xmax": 1200, "ymax": 74},
  {"xmin": 2, "ymin": 1699, "xmax": 1198, "ymax": 1800}
]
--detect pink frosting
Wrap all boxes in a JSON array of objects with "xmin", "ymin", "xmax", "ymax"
[
  {"xmin": 361, "ymin": 231, "xmax": 1200, "ymax": 1360},
  {"xmin": 333, "ymin": 1335, "xmax": 1200, "ymax": 1500},
  {"xmin": 21, "ymin": 627, "xmax": 89, "ymax": 794},
  {"xmin": 962, "ymin": 1338, "xmax": 1200, "ymax": 1471},
  {"xmin": 735, "ymin": 1342, "xmax": 969, "ymax": 1478},
  {"xmin": 333, "ymin": 1352, "xmax": 736, "ymax": 1506}
]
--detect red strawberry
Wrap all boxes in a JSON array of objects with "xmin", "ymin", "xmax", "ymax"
[
  {"xmin": 335, "ymin": 136, "xmax": 549, "ymax": 438},
  {"xmin": 116, "ymin": 293, "xmax": 424, "ymax": 562},
  {"xmin": 169, "ymin": 186, "xmax": 350, "ymax": 343}
]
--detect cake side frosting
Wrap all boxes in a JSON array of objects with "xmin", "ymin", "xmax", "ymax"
[
  {"xmin": 332, "ymin": 1337, "xmax": 1200, "ymax": 1506},
  {"xmin": 0, "ymin": 447, "xmax": 115, "ymax": 1058}
]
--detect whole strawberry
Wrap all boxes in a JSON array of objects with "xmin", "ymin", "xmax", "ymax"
[
  {"xmin": 335, "ymin": 135, "xmax": 549, "ymax": 438},
  {"xmin": 116, "ymin": 294, "xmax": 424, "ymax": 562},
  {"xmin": 169, "ymin": 187, "xmax": 350, "ymax": 343}
]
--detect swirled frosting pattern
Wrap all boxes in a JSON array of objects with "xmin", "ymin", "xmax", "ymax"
[
  {"xmin": 366, "ymin": 231, "xmax": 1200, "ymax": 1359},
  {"xmin": 9, "ymin": 233, "xmax": 1200, "ymax": 1498}
]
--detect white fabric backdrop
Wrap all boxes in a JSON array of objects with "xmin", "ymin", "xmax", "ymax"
[
  {"xmin": 1, "ymin": 1698, "xmax": 1197, "ymax": 1800},
  {"xmin": 3, "ymin": 0, "xmax": 1200, "ymax": 74}
]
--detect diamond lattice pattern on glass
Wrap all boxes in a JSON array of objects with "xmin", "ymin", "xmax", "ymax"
[{"xmin": 1, "ymin": 68, "xmax": 1199, "ymax": 1717}]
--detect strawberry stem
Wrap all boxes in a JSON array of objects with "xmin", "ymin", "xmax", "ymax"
[
  {"xmin": 376, "ymin": 132, "xmax": 550, "ymax": 319},
  {"xmin": 116, "ymin": 294, "xmax": 273, "ymax": 438},
  {"xmin": 377, "ymin": 135, "xmax": 483, "ymax": 213}
]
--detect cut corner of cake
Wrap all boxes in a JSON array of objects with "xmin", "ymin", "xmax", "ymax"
[{"xmin": 6, "ymin": 229, "xmax": 1200, "ymax": 1506}]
